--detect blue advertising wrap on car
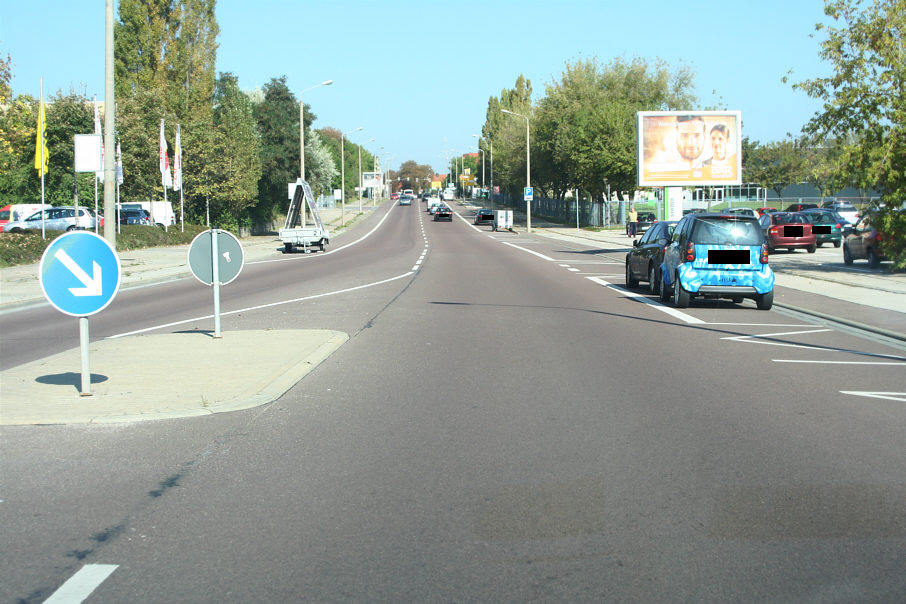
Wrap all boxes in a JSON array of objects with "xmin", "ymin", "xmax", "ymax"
[{"xmin": 661, "ymin": 245, "xmax": 774, "ymax": 294}]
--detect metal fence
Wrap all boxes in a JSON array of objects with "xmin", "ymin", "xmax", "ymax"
[{"xmin": 492, "ymin": 191, "xmax": 881, "ymax": 228}]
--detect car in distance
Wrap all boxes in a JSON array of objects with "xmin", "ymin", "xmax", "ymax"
[
  {"xmin": 784, "ymin": 203, "xmax": 819, "ymax": 212},
  {"xmin": 800, "ymin": 208, "xmax": 844, "ymax": 248},
  {"xmin": 1, "ymin": 206, "xmax": 97, "ymax": 233},
  {"xmin": 723, "ymin": 207, "xmax": 760, "ymax": 219},
  {"xmin": 636, "ymin": 212, "xmax": 658, "ymax": 235},
  {"xmin": 759, "ymin": 211, "xmax": 817, "ymax": 253},
  {"xmin": 842, "ymin": 212, "xmax": 887, "ymax": 267},
  {"xmin": 625, "ymin": 220, "xmax": 678, "ymax": 294},
  {"xmin": 659, "ymin": 213, "xmax": 774, "ymax": 310},
  {"xmin": 474, "ymin": 208, "xmax": 495, "ymax": 225},
  {"xmin": 434, "ymin": 205, "xmax": 453, "ymax": 221},
  {"xmin": 756, "ymin": 207, "xmax": 778, "ymax": 216},
  {"xmin": 119, "ymin": 208, "xmax": 151, "ymax": 225},
  {"xmin": 821, "ymin": 201, "xmax": 860, "ymax": 224},
  {"xmin": 399, "ymin": 194, "xmax": 414, "ymax": 206}
]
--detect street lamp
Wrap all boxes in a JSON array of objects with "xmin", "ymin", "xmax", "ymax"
[
  {"xmin": 300, "ymin": 79, "xmax": 333, "ymax": 181},
  {"xmin": 501, "ymin": 109, "xmax": 531, "ymax": 231},
  {"xmin": 473, "ymin": 134, "xmax": 486, "ymax": 197},
  {"xmin": 341, "ymin": 126, "xmax": 363, "ymax": 227},
  {"xmin": 299, "ymin": 79, "xmax": 332, "ymax": 227}
]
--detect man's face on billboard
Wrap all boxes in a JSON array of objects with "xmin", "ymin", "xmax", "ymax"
[{"xmin": 676, "ymin": 119, "xmax": 705, "ymax": 161}]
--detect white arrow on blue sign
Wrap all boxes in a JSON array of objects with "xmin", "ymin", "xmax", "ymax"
[{"xmin": 40, "ymin": 231, "xmax": 122, "ymax": 317}]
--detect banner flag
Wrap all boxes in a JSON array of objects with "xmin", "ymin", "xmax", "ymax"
[
  {"xmin": 94, "ymin": 98, "xmax": 104, "ymax": 181},
  {"xmin": 173, "ymin": 124, "xmax": 183, "ymax": 192},
  {"xmin": 34, "ymin": 97, "xmax": 48, "ymax": 175},
  {"xmin": 159, "ymin": 119, "xmax": 172, "ymax": 189},
  {"xmin": 115, "ymin": 141, "xmax": 124, "ymax": 185}
]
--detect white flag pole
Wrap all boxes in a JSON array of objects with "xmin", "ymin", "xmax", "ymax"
[{"xmin": 40, "ymin": 78, "xmax": 46, "ymax": 239}]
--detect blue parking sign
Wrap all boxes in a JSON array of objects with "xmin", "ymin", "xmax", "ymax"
[
  {"xmin": 524, "ymin": 186, "xmax": 533, "ymax": 201},
  {"xmin": 40, "ymin": 231, "xmax": 121, "ymax": 317}
]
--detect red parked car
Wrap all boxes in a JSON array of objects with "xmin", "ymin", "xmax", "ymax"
[{"xmin": 759, "ymin": 212, "xmax": 816, "ymax": 253}]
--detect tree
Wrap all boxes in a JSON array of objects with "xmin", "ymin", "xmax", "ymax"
[
  {"xmin": 482, "ymin": 75, "xmax": 534, "ymax": 200},
  {"xmin": 192, "ymin": 73, "xmax": 261, "ymax": 228},
  {"xmin": 534, "ymin": 57, "xmax": 698, "ymax": 203},
  {"xmin": 115, "ymin": 0, "xmax": 220, "ymax": 221},
  {"xmin": 303, "ymin": 130, "xmax": 338, "ymax": 196},
  {"xmin": 743, "ymin": 138, "xmax": 810, "ymax": 198},
  {"xmin": 0, "ymin": 53, "xmax": 36, "ymax": 203},
  {"xmin": 317, "ymin": 128, "xmax": 374, "ymax": 202},
  {"xmin": 253, "ymin": 76, "xmax": 300, "ymax": 222},
  {"xmin": 791, "ymin": 0, "xmax": 906, "ymax": 266}
]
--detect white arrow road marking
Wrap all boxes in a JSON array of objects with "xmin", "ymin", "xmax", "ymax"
[
  {"xmin": 44, "ymin": 564, "xmax": 118, "ymax": 604},
  {"xmin": 54, "ymin": 249, "xmax": 102, "ymax": 296},
  {"xmin": 841, "ymin": 391, "xmax": 906, "ymax": 402}
]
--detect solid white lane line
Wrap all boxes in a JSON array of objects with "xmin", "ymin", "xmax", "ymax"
[
  {"xmin": 500, "ymin": 242, "xmax": 555, "ymax": 261},
  {"xmin": 841, "ymin": 391, "xmax": 906, "ymax": 402},
  {"xmin": 567, "ymin": 268, "xmax": 580, "ymax": 272},
  {"xmin": 586, "ymin": 277, "xmax": 706, "ymax": 324},
  {"xmin": 107, "ymin": 272, "xmax": 415, "ymax": 339},
  {"xmin": 775, "ymin": 360, "xmax": 906, "ymax": 365},
  {"xmin": 44, "ymin": 564, "xmax": 118, "ymax": 604},
  {"xmin": 722, "ymin": 328, "xmax": 832, "ymax": 341},
  {"xmin": 252, "ymin": 202, "xmax": 397, "ymax": 264}
]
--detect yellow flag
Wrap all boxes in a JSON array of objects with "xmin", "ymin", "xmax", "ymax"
[{"xmin": 34, "ymin": 99, "xmax": 48, "ymax": 175}]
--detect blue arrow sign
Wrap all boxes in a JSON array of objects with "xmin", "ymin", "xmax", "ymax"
[{"xmin": 40, "ymin": 231, "xmax": 121, "ymax": 317}]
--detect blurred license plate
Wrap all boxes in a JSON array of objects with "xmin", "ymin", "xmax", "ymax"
[
  {"xmin": 784, "ymin": 225, "xmax": 804, "ymax": 237},
  {"xmin": 708, "ymin": 250, "xmax": 750, "ymax": 264}
]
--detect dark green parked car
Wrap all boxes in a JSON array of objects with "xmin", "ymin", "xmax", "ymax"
[{"xmin": 801, "ymin": 208, "xmax": 845, "ymax": 248}]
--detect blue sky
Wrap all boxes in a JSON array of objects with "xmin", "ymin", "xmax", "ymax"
[{"xmin": 2, "ymin": 0, "xmax": 833, "ymax": 174}]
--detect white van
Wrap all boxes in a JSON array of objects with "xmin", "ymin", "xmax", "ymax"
[{"xmin": 0, "ymin": 203, "xmax": 50, "ymax": 227}]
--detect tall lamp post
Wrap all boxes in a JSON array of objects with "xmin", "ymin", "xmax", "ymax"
[
  {"xmin": 341, "ymin": 126, "xmax": 363, "ymax": 227},
  {"xmin": 299, "ymin": 79, "xmax": 332, "ymax": 227},
  {"xmin": 473, "ymin": 134, "xmax": 486, "ymax": 197},
  {"xmin": 501, "ymin": 109, "xmax": 531, "ymax": 231}
]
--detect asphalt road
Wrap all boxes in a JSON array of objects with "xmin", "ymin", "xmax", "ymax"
[{"xmin": 2, "ymin": 201, "xmax": 905, "ymax": 602}]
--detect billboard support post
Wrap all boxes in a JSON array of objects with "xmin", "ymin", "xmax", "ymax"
[{"xmin": 666, "ymin": 187, "xmax": 683, "ymax": 221}]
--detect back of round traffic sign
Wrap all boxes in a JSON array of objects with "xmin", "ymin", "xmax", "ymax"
[{"xmin": 187, "ymin": 229, "xmax": 245, "ymax": 286}]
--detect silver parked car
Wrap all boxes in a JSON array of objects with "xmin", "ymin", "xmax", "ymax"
[{"xmin": 0, "ymin": 206, "xmax": 97, "ymax": 233}]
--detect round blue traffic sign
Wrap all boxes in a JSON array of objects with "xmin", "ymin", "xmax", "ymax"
[{"xmin": 39, "ymin": 231, "xmax": 122, "ymax": 316}]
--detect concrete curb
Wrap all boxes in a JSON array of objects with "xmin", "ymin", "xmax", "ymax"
[{"xmin": 773, "ymin": 302, "xmax": 906, "ymax": 343}]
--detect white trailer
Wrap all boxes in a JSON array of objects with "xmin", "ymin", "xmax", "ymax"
[{"xmin": 279, "ymin": 179, "xmax": 330, "ymax": 253}]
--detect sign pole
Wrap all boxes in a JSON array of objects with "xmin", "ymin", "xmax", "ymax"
[
  {"xmin": 212, "ymin": 229, "xmax": 222, "ymax": 338},
  {"xmin": 79, "ymin": 317, "xmax": 91, "ymax": 396}
]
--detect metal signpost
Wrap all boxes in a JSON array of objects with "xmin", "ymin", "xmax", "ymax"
[
  {"xmin": 39, "ymin": 231, "xmax": 122, "ymax": 396},
  {"xmin": 188, "ymin": 229, "xmax": 244, "ymax": 338}
]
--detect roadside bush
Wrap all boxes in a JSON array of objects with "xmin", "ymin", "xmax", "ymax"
[
  {"xmin": 0, "ymin": 224, "xmax": 211, "ymax": 267},
  {"xmin": 876, "ymin": 207, "xmax": 906, "ymax": 270},
  {"xmin": 0, "ymin": 231, "xmax": 64, "ymax": 267}
]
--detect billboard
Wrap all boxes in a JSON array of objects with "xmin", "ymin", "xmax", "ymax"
[
  {"xmin": 362, "ymin": 171, "xmax": 383, "ymax": 188},
  {"xmin": 638, "ymin": 111, "xmax": 741, "ymax": 186}
]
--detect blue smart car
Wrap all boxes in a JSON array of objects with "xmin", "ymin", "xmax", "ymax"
[{"xmin": 659, "ymin": 213, "xmax": 774, "ymax": 310}]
